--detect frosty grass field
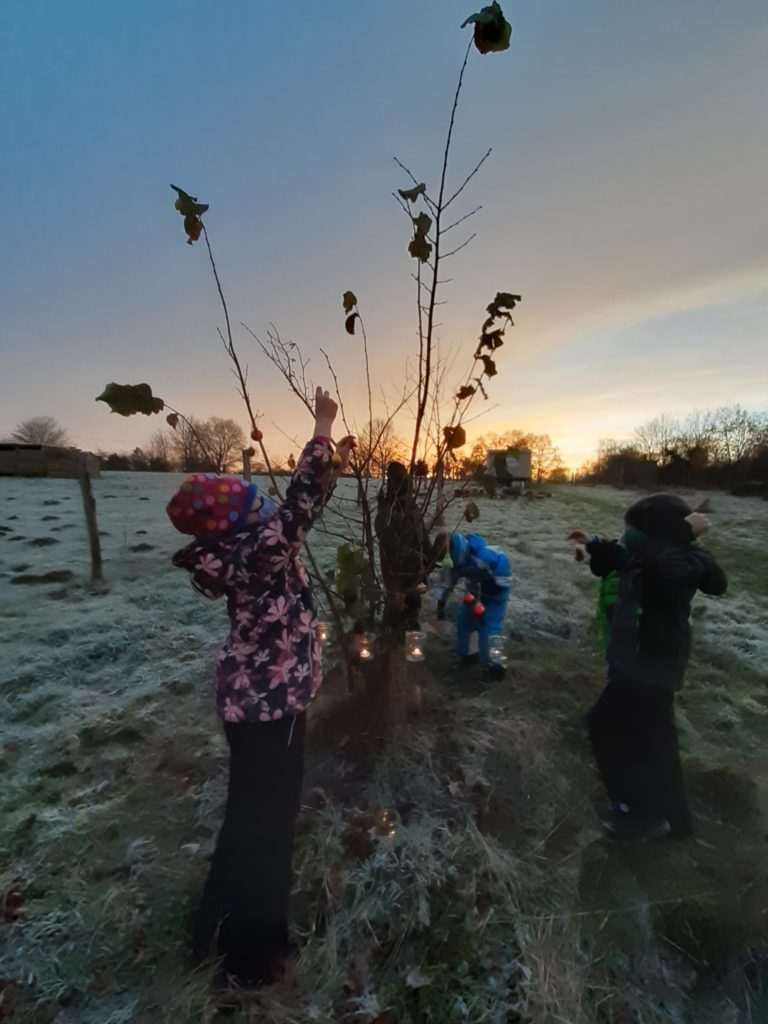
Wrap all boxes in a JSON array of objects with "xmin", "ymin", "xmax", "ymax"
[{"xmin": 1, "ymin": 472, "xmax": 767, "ymax": 1023}]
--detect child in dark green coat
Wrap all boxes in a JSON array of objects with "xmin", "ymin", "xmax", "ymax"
[{"xmin": 570, "ymin": 495, "xmax": 727, "ymax": 842}]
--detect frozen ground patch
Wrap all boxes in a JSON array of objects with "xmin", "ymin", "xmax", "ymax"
[{"xmin": 1, "ymin": 474, "xmax": 767, "ymax": 1022}]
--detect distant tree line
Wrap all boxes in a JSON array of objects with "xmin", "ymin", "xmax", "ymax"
[
  {"xmin": 578, "ymin": 405, "xmax": 768, "ymax": 495},
  {"xmin": 96, "ymin": 422, "xmax": 567, "ymax": 482},
  {"xmin": 99, "ymin": 417, "xmax": 252, "ymax": 474}
]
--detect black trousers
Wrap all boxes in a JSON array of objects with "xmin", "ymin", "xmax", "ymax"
[
  {"xmin": 587, "ymin": 673, "xmax": 692, "ymax": 835},
  {"xmin": 194, "ymin": 712, "xmax": 307, "ymax": 980}
]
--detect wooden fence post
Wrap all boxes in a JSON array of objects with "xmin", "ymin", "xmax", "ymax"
[
  {"xmin": 242, "ymin": 448, "xmax": 252, "ymax": 481},
  {"xmin": 77, "ymin": 454, "xmax": 103, "ymax": 583}
]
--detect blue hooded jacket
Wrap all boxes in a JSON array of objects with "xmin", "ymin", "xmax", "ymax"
[{"xmin": 449, "ymin": 532, "xmax": 511, "ymax": 600}]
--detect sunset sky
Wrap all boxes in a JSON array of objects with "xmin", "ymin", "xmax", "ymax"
[{"xmin": 2, "ymin": 0, "xmax": 766, "ymax": 469}]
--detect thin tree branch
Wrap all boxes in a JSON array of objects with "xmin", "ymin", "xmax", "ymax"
[
  {"xmin": 200, "ymin": 225, "xmax": 348, "ymax": 670},
  {"xmin": 320, "ymin": 347, "xmax": 380, "ymax": 615},
  {"xmin": 408, "ymin": 35, "xmax": 473, "ymax": 475},
  {"xmin": 268, "ymin": 420, "xmax": 303, "ymax": 450},
  {"xmin": 444, "ymin": 147, "xmax": 492, "ymax": 210},
  {"xmin": 392, "ymin": 192, "xmax": 413, "ymax": 218},
  {"xmin": 442, "ymin": 233, "xmax": 477, "ymax": 259},
  {"xmin": 241, "ymin": 322, "xmax": 315, "ymax": 416},
  {"xmin": 201, "ymin": 226, "xmax": 280, "ymax": 488},
  {"xmin": 444, "ymin": 204, "xmax": 482, "ymax": 233},
  {"xmin": 393, "ymin": 156, "xmax": 438, "ymax": 215}
]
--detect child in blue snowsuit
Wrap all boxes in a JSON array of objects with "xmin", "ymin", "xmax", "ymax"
[{"xmin": 435, "ymin": 532, "xmax": 511, "ymax": 680}]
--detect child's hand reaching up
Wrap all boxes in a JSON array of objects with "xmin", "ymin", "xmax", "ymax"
[
  {"xmin": 314, "ymin": 387, "xmax": 338, "ymax": 439},
  {"xmin": 334, "ymin": 435, "xmax": 356, "ymax": 473}
]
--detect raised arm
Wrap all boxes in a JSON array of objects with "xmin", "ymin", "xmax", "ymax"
[
  {"xmin": 642, "ymin": 540, "xmax": 728, "ymax": 594},
  {"xmin": 640, "ymin": 512, "xmax": 727, "ymax": 595},
  {"xmin": 273, "ymin": 387, "xmax": 354, "ymax": 551},
  {"xmin": 275, "ymin": 437, "xmax": 336, "ymax": 550},
  {"xmin": 693, "ymin": 550, "xmax": 728, "ymax": 596}
]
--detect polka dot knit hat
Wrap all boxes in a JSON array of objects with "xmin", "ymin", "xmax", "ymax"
[{"xmin": 166, "ymin": 473, "xmax": 261, "ymax": 536}]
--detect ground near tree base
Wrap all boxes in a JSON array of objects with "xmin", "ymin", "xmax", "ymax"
[{"xmin": 1, "ymin": 476, "xmax": 766, "ymax": 1022}]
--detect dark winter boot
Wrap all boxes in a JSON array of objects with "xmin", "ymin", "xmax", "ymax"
[
  {"xmin": 458, "ymin": 653, "xmax": 480, "ymax": 669},
  {"xmin": 482, "ymin": 664, "xmax": 506, "ymax": 683},
  {"xmin": 603, "ymin": 806, "xmax": 670, "ymax": 843}
]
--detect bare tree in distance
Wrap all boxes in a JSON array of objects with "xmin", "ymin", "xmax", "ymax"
[
  {"xmin": 711, "ymin": 404, "xmax": 762, "ymax": 464},
  {"xmin": 632, "ymin": 413, "xmax": 679, "ymax": 465},
  {"xmin": 11, "ymin": 416, "xmax": 69, "ymax": 446},
  {"xmin": 206, "ymin": 417, "xmax": 247, "ymax": 473},
  {"xmin": 356, "ymin": 417, "xmax": 408, "ymax": 479},
  {"xmin": 147, "ymin": 428, "xmax": 175, "ymax": 469},
  {"xmin": 631, "ymin": 405, "xmax": 767, "ymax": 467},
  {"xmin": 170, "ymin": 416, "xmax": 210, "ymax": 473},
  {"xmin": 528, "ymin": 433, "xmax": 564, "ymax": 483},
  {"xmin": 166, "ymin": 416, "xmax": 245, "ymax": 473}
]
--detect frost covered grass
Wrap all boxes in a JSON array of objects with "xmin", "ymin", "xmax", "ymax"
[{"xmin": 1, "ymin": 474, "xmax": 767, "ymax": 1022}]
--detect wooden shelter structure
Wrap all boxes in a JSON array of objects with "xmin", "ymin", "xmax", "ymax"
[
  {"xmin": 485, "ymin": 447, "xmax": 532, "ymax": 484},
  {"xmin": 0, "ymin": 444, "xmax": 101, "ymax": 479}
]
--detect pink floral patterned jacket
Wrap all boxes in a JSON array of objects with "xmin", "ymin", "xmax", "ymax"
[{"xmin": 172, "ymin": 438, "xmax": 335, "ymax": 722}]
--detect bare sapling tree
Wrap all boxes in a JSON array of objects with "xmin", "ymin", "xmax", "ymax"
[
  {"xmin": 240, "ymin": 3, "xmax": 522, "ymax": 728},
  {"xmin": 94, "ymin": 3, "xmax": 521, "ymax": 733}
]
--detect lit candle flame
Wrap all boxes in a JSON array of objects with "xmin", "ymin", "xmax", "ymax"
[{"xmin": 405, "ymin": 630, "xmax": 426, "ymax": 662}]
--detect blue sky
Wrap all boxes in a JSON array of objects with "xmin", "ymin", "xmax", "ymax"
[{"xmin": 2, "ymin": 0, "xmax": 766, "ymax": 467}]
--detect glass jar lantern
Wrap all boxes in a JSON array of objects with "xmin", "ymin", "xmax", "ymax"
[
  {"xmin": 405, "ymin": 630, "xmax": 426, "ymax": 662},
  {"xmin": 487, "ymin": 634, "xmax": 508, "ymax": 667},
  {"xmin": 355, "ymin": 631, "xmax": 374, "ymax": 661},
  {"xmin": 317, "ymin": 621, "xmax": 331, "ymax": 646}
]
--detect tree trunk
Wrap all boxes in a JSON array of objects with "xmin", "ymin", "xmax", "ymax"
[
  {"xmin": 364, "ymin": 473, "xmax": 429, "ymax": 739},
  {"xmin": 361, "ymin": 631, "xmax": 418, "ymax": 740}
]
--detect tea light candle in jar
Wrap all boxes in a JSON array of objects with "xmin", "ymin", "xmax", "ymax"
[
  {"xmin": 405, "ymin": 630, "xmax": 426, "ymax": 662},
  {"xmin": 487, "ymin": 634, "xmax": 508, "ymax": 667},
  {"xmin": 356, "ymin": 632, "xmax": 374, "ymax": 661},
  {"xmin": 317, "ymin": 621, "xmax": 330, "ymax": 646}
]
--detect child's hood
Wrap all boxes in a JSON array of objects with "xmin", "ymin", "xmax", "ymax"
[
  {"xmin": 171, "ymin": 532, "xmax": 242, "ymax": 599},
  {"xmin": 468, "ymin": 534, "xmax": 511, "ymax": 583},
  {"xmin": 624, "ymin": 493, "xmax": 693, "ymax": 544},
  {"xmin": 451, "ymin": 532, "xmax": 490, "ymax": 569},
  {"xmin": 451, "ymin": 532, "xmax": 511, "ymax": 585}
]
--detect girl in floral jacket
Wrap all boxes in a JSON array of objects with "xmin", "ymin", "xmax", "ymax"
[{"xmin": 167, "ymin": 388, "xmax": 353, "ymax": 986}]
